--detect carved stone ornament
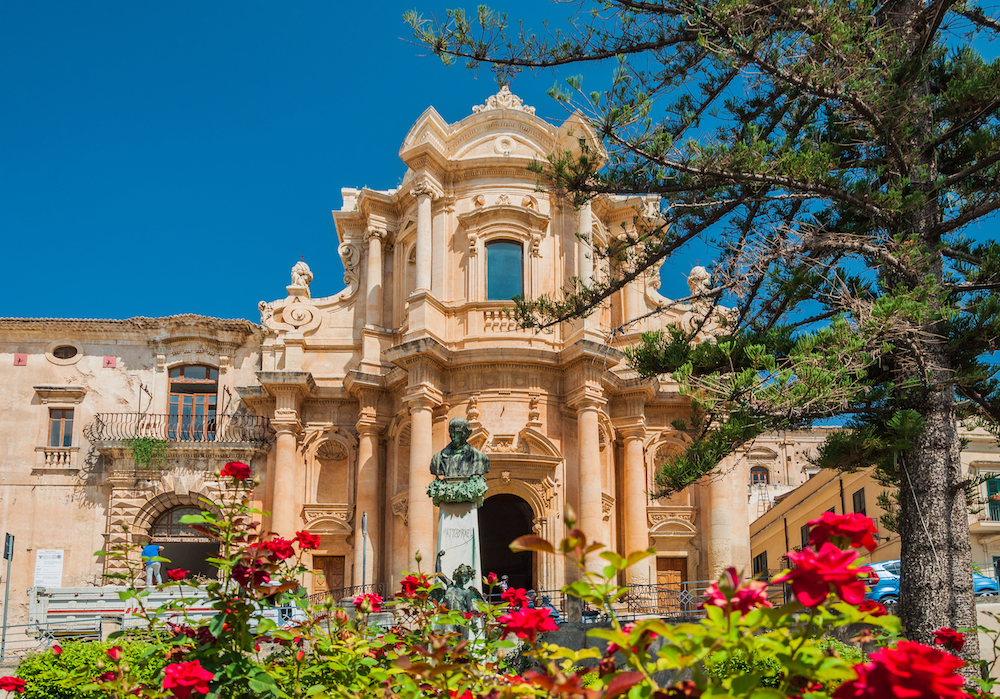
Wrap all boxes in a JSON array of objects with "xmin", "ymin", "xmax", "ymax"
[
  {"xmin": 300, "ymin": 504, "xmax": 353, "ymax": 532},
  {"xmin": 472, "ymin": 85, "xmax": 536, "ymax": 115},
  {"xmin": 258, "ymin": 300, "xmax": 274, "ymax": 325},
  {"xmin": 501, "ymin": 470, "xmax": 511, "ymax": 484},
  {"xmin": 473, "ymin": 194, "xmax": 486, "ymax": 208},
  {"xmin": 602, "ymin": 493, "xmax": 615, "ymax": 522},
  {"xmin": 337, "ymin": 241, "xmax": 361, "ymax": 300},
  {"xmin": 525, "ymin": 475, "xmax": 558, "ymax": 509},
  {"xmin": 466, "ymin": 394, "xmax": 480, "ymax": 424},
  {"xmin": 391, "ymin": 494, "xmax": 408, "ymax": 525},
  {"xmin": 484, "ymin": 435, "xmax": 528, "ymax": 454},
  {"xmin": 496, "ymin": 193, "xmax": 511, "ymax": 206},
  {"xmin": 317, "ymin": 440, "xmax": 348, "ymax": 461},
  {"xmin": 290, "ymin": 260, "xmax": 313, "ymax": 289},
  {"xmin": 527, "ymin": 395, "xmax": 541, "ymax": 426}
]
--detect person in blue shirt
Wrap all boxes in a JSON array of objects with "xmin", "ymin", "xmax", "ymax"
[{"xmin": 141, "ymin": 542, "xmax": 164, "ymax": 586}]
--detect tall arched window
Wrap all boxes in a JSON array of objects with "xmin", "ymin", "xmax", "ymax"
[
  {"xmin": 486, "ymin": 240, "xmax": 523, "ymax": 300},
  {"xmin": 168, "ymin": 365, "xmax": 218, "ymax": 441}
]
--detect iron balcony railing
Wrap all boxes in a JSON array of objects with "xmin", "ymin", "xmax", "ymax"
[{"xmin": 84, "ymin": 413, "xmax": 274, "ymax": 447}]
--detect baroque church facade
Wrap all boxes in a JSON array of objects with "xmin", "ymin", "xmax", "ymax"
[{"xmin": 1, "ymin": 89, "xmax": 827, "ymax": 623}]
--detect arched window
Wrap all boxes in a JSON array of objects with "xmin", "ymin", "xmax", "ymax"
[
  {"xmin": 168, "ymin": 365, "xmax": 218, "ymax": 441},
  {"xmin": 149, "ymin": 506, "xmax": 218, "ymax": 579},
  {"xmin": 486, "ymin": 240, "xmax": 523, "ymax": 300},
  {"xmin": 751, "ymin": 465, "xmax": 770, "ymax": 485}
]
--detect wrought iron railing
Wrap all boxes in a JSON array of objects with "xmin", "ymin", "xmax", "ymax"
[
  {"xmin": 307, "ymin": 583, "xmax": 390, "ymax": 605},
  {"xmin": 84, "ymin": 413, "xmax": 274, "ymax": 446}
]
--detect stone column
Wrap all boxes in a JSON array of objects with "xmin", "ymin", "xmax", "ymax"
[
  {"xmin": 353, "ymin": 422, "xmax": 380, "ymax": 586},
  {"xmin": 271, "ymin": 418, "xmax": 299, "ymax": 538},
  {"xmin": 364, "ymin": 227, "xmax": 385, "ymax": 327},
  {"xmin": 577, "ymin": 202, "xmax": 593, "ymax": 285},
  {"xmin": 406, "ymin": 396, "xmax": 435, "ymax": 568},
  {"xmin": 577, "ymin": 398, "xmax": 604, "ymax": 573},
  {"xmin": 621, "ymin": 424, "xmax": 650, "ymax": 584},
  {"xmin": 414, "ymin": 183, "xmax": 434, "ymax": 293},
  {"xmin": 707, "ymin": 472, "xmax": 733, "ymax": 578}
]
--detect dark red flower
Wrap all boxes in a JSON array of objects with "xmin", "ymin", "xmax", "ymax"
[
  {"xmin": 106, "ymin": 646, "xmax": 124, "ymax": 661},
  {"xmin": 832, "ymin": 641, "xmax": 966, "ymax": 699},
  {"xmin": 399, "ymin": 573, "xmax": 431, "ymax": 598},
  {"xmin": 231, "ymin": 562, "xmax": 271, "ymax": 588},
  {"xmin": 485, "ymin": 572, "xmax": 498, "ymax": 586},
  {"xmin": 97, "ymin": 672, "xmax": 117, "ymax": 683},
  {"xmin": 772, "ymin": 543, "xmax": 866, "ymax": 607},
  {"xmin": 220, "ymin": 461, "xmax": 251, "ymax": 479},
  {"xmin": 162, "ymin": 660, "xmax": 215, "ymax": 699},
  {"xmin": 295, "ymin": 531, "xmax": 321, "ymax": 549},
  {"xmin": 52, "ymin": 644, "xmax": 62, "ymax": 656},
  {"xmin": 857, "ymin": 599, "xmax": 887, "ymax": 617},
  {"xmin": 0, "ymin": 677, "xmax": 26, "ymax": 694},
  {"xmin": 167, "ymin": 568, "xmax": 189, "ymax": 582},
  {"xmin": 934, "ymin": 627, "xmax": 967, "ymax": 652},
  {"xmin": 499, "ymin": 607, "xmax": 559, "ymax": 641},
  {"xmin": 808, "ymin": 512, "xmax": 879, "ymax": 552},
  {"xmin": 501, "ymin": 587, "xmax": 531, "ymax": 609}
]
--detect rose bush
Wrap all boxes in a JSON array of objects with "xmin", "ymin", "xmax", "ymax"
[{"xmin": 7, "ymin": 463, "xmax": 988, "ymax": 698}]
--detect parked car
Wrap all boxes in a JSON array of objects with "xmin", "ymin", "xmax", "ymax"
[{"xmin": 864, "ymin": 559, "xmax": 999, "ymax": 603}]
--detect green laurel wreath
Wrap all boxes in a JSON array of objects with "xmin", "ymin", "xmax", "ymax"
[{"xmin": 426, "ymin": 474, "xmax": 488, "ymax": 506}]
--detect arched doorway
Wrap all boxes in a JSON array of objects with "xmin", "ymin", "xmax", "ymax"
[
  {"xmin": 149, "ymin": 506, "xmax": 218, "ymax": 580},
  {"xmin": 479, "ymin": 494, "xmax": 534, "ymax": 591}
]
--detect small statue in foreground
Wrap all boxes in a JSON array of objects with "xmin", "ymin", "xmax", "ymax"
[{"xmin": 431, "ymin": 557, "xmax": 484, "ymax": 641}]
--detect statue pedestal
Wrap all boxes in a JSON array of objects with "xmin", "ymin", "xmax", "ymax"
[{"xmin": 436, "ymin": 501, "xmax": 482, "ymax": 592}]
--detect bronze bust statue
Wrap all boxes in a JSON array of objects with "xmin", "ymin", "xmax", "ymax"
[{"xmin": 430, "ymin": 418, "xmax": 490, "ymax": 479}]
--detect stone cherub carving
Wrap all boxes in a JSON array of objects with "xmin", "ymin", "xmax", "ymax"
[{"xmin": 290, "ymin": 260, "xmax": 313, "ymax": 289}]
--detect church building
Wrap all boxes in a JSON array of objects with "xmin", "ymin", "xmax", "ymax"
[{"xmin": 0, "ymin": 89, "xmax": 780, "ymax": 624}]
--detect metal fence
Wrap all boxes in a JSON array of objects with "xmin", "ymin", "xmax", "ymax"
[
  {"xmin": 84, "ymin": 413, "xmax": 273, "ymax": 446},
  {"xmin": 306, "ymin": 583, "xmax": 390, "ymax": 606},
  {"xmin": 0, "ymin": 620, "xmax": 101, "ymax": 663}
]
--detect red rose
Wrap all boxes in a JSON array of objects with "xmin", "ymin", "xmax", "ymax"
[
  {"xmin": 833, "ymin": 641, "xmax": 966, "ymax": 699},
  {"xmin": 399, "ymin": 573, "xmax": 431, "ymax": 598},
  {"xmin": 857, "ymin": 599, "xmax": 887, "ymax": 617},
  {"xmin": 162, "ymin": 660, "xmax": 215, "ymax": 699},
  {"xmin": 498, "ymin": 607, "xmax": 559, "ymax": 641},
  {"xmin": 485, "ymin": 572, "xmax": 498, "ymax": 586},
  {"xmin": 295, "ymin": 531, "xmax": 321, "ymax": 550},
  {"xmin": 0, "ymin": 677, "xmax": 26, "ymax": 694},
  {"xmin": 52, "ymin": 644, "xmax": 62, "ymax": 656},
  {"xmin": 262, "ymin": 537, "xmax": 295, "ymax": 560},
  {"xmin": 772, "ymin": 543, "xmax": 866, "ymax": 607},
  {"xmin": 167, "ymin": 568, "xmax": 189, "ymax": 582},
  {"xmin": 807, "ymin": 512, "xmax": 879, "ymax": 552},
  {"xmin": 353, "ymin": 592, "xmax": 383, "ymax": 613},
  {"xmin": 106, "ymin": 646, "xmax": 124, "ymax": 661},
  {"xmin": 702, "ymin": 566, "xmax": 772, "ymax": 615},
  {"xmin": 97, "ymin": 671, "xmax": 117, "ymax": 683},
  {"xmin": 501, "ymin": 587, "xmax": 531, "ymax": 609},
  {"xmin": 934, "ymin": 627, "xmax": 966, "ymax": 652},
  {"xmin": 220, "ymin": 462, "xmax": 251, "ymax": 480}
]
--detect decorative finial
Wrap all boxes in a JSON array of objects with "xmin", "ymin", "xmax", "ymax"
[{"xmin": 472, "ymin": 85, "xmax": 535, "ymax": 115}]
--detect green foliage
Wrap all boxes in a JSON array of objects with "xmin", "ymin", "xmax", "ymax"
[
  {"xmin": 706, "ymin": 649, "xmax": 783, "ymax": 688},
  {"xmin": 125, "ymin": 437, "xmax": 167, "ymax": 469},
  {"xmin": 426, "ymin": 474, "xmax": 489, "ymax": 506},
  {"xmin": 17, "ymin": 641, "xmax": 166, "ymax": 699}
]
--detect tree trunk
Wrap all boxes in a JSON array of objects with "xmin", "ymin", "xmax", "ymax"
[{"xmin": 897, "ymin": 347, "xmax": 980, "ymax": 670}]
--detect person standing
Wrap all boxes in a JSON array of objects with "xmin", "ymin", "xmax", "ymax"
[{"xmin": 141, "ymin": 542, "xmax": 164, "ymax": 586}]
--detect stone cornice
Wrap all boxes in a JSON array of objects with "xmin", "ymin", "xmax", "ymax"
[{"xmin": 0, "ymin": 315, "xmax": 260, "ymax": 344}]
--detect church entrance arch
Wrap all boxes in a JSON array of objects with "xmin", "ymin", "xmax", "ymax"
[
  {"xmin": 479, "ymin": 494, "xmax": 534, "ymax": 592},
  {"xmin": 149, "ymin": 506, "xmax": 218, "ymax": 580}
]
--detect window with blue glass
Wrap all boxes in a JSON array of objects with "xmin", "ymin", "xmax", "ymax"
[{"xmin": 486, "ymin": 241, "xmax": 523, "ymax": 300}]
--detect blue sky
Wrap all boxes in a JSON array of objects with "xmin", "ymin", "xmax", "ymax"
[
  {"xmin": 3, "ymin": 3, "xmax": 997, "ymax": 323},
  {"xmin": 2, "ymin": 1, "xmax": 642, "ymax": 322}
]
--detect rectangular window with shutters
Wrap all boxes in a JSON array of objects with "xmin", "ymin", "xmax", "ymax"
[
  {"xmin": 988, "ymin": 479, "xmax": 1000, "ymax": 521},
  {"xmin": 48, "ymin": 409, "xmax": 73, "ymax": 447},
  {"xmin": 801, "ymin": 524, "xmax": 811, "ymax": 549},
  {"xmin": 852, "ymin": 487, "xmax": 866, "ymax": 515},
  {"xmin": 752, "ymin": 551, "xmax": 768, "ymax": 578}
]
